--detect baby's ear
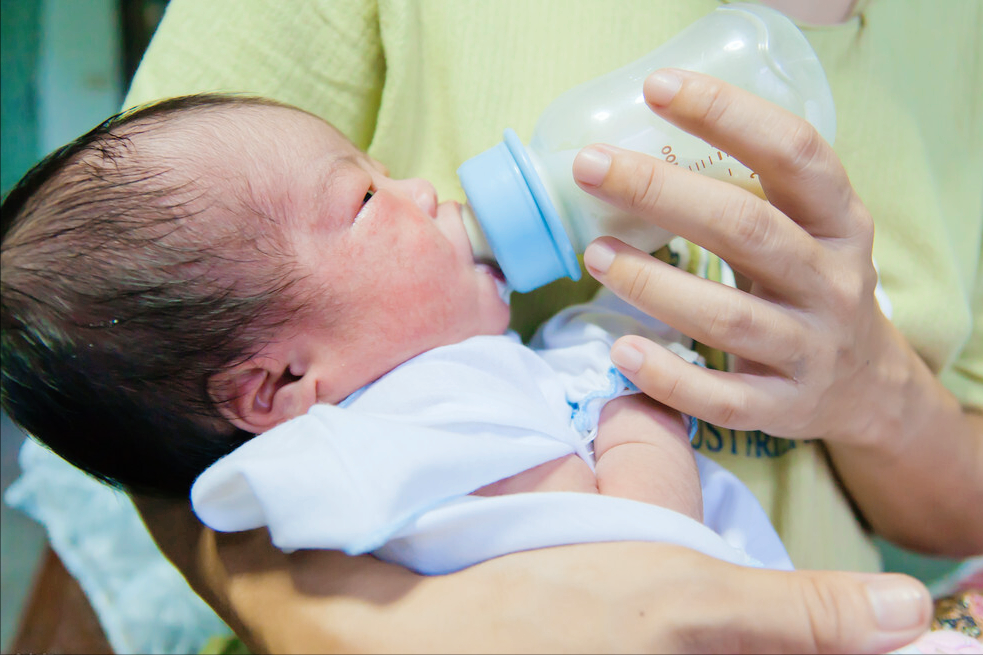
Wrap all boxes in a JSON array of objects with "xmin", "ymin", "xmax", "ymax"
[{"xmin": 208, "ymin": 360, "xmax": 313, "ymax": 434}]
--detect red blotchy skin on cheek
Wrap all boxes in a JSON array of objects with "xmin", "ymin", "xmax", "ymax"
[{"xmin": 331, "ymin": 191, "xmax": 483, "ymax": 361}]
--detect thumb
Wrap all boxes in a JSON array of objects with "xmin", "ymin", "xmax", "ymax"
[{"xmin": 691, "ymin": 565, "xmax": 932, "ymax": 654}]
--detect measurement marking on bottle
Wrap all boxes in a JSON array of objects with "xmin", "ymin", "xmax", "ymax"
[{"xmin": 663, "ymin": 145, "xmax": 756, "ymax": 181}]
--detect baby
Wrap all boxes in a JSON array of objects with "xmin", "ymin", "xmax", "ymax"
[{"xmin": 1, "ymin": 94, "xmax": 788, "ymax": 573}]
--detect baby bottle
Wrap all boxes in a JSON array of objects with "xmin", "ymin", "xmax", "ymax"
[{"xmin": 458, "ymin": 2, "xmax": 836, "ymax": 293}]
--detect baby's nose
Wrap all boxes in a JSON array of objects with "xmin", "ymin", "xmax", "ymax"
[{"xmin": 395, "ymin": 178, "xmax": 438, "ymax": 218}]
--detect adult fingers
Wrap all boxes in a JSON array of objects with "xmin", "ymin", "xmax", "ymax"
[
  {"xmin": 585, "ymin": 236, "xmax": 807, "ymax": 374},
  {"xmin": 573, "ymin": 144, "xmax": 827, "ymax": 303},
  {"xmin": 607, "ymin": 333, "xmax": 791, "ymax": 431},
  {"xmin": 641, "ymin": 68, "xmax": 864, "ymax": 240}
]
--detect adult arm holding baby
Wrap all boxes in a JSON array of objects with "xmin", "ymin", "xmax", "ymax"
[{"xmin": 133, "ymin": 494, "xmax": 930, "ymax": 654}]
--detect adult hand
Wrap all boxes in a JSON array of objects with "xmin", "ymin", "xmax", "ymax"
[
  {"xmin": 134, "ymin": 496, "xmax": 930, "ymax": 654},
  {"xmin": 573, "ymin": 68, "xmax": 906, "ymax": 445},
  {"xmin": 572, "ymin": 69, "xmax": 983, "ymax": 554}
]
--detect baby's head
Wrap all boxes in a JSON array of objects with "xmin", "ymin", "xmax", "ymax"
[{"xmin": 1, "ymin": 94, "xmax": 509, "ymax": 497}]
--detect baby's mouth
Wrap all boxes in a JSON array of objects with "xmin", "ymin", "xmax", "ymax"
[
  {"xmin": 475, "ymin": 257, "xmax": 504, "ymax": 281},
  {"xmin": 474, "ymin": 260, "xmax": 512, "ymax": 304}
]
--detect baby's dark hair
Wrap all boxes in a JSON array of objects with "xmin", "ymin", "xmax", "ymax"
[{"xmin": 1, "ymin": 94, "xmax": 306, "ymax": 498}]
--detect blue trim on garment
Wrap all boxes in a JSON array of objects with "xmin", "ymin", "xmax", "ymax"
[
  {"xmin": 338, "ymin": 385, "xmax": 368, "ymax": 408},
  {"xmin": 569, "ymin": 367, "xmax": 638, "ymax": 433},
  {"xmin": 688, "ymin": 415, "xmax": 699, "ymax": 442},
  {"xmin": 685, "ymin": 356, "xmax": 707, "ymax": 443},
  {"xmin": 567, "ymin": 364, "xmax": 702, "ymax": 444}
]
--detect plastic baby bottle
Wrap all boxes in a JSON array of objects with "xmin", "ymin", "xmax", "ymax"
[{"xmin": 458, "ymin": 2, "xmax": 836, "ymax": 293}]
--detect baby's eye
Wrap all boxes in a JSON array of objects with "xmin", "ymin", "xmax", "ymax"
[{"xmin": 353, "ymin": 188, "xmax": 375, "ymax": 225}]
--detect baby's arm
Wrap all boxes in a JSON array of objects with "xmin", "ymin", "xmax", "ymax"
[
  {"xmin": 472, "ymin": 453, "xmax": 599, "ymax": 497},
  {"xmin": 594, "ymin": 394, "xmax": 703, "ymax": 522},
  {"xmin": 475, "ymin": 395, "xmax": 702, "ymax": 523}
]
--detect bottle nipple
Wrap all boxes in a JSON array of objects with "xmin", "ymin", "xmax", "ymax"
[
  {"xmin": 461, "ymin": 203, "xmax": 494, "ymax": 262},
  {"xmin": 461, "ymin": 203, "xmax": 513, "ymax": 303}
]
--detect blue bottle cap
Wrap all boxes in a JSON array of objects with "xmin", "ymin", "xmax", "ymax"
[{"xmin": 457, "ymin": 129, "xmax": 581, "ymax": 293}]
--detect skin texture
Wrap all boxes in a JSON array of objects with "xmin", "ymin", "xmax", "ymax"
[{"xmin": 577, "ymin": 69, "xmax": 983, "ymax": 557}]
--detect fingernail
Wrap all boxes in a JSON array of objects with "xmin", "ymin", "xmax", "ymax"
[
  {"xmin": 573, "ymin": 147, "xmax": 611, "ymax": 187},
  {"xmin": 611, "ymin": 343, "xmax": 644, "ymax": 373},
  {"xmin": 645, "ymin": 69, "xmax": 682, "ymax": 106},
  {"xmin": 584, "ymin": 241, "xmax": 615, "ymax": 274},
  {"xmin": 865, "ymin": 577, "xmax": 930, "ymax": 631}
]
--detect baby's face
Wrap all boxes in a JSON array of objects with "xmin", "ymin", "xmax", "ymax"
[{"xmin": 190, "ymin": 104, "xmax": 511, "ymax": 402}]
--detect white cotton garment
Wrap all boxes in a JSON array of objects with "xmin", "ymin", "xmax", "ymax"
[{"xmin": 192, "ymin": 290, "xmax": 794, "ymax": 574}]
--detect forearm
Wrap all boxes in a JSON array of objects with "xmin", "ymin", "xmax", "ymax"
[
  {"xmin": 230, "ymin": 547, "xmax": 624, "ymax": 654},
  {"xmin": 134, "ymin": 496, "xmax": 422, "ymax": 654},
  {"xmin": 595, "ymin": 395, "xmax": 703, "ymax": 519},
  {"xmin": 825, "ymin": 314, "xmax": 983, "ymax": 555},
  {"xmin": 133, "ymin": 495, "xmax": 607, "ymax": 653},
  {"xmin": 166, "ymin": 525, "xmax": 675, "ymax": 654},
  {"xmin": 133, "ymin": 493, "xmax": 935, "ymax": 653}
]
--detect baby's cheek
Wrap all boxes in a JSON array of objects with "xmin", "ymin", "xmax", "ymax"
[
  {"xmin": 395, "ymin": 279, "xmax": 460, "ymax": 329},
  {"xmin": 368, "ymin": 269, "xmax": 449, "ymax": 331},
  {"xmin": 399, "ymin": 279, "xmax": 480, "ymax": 347},
  {"xmin": 368, "ymin": 230, "xmax": 478, "ymax": 342}
]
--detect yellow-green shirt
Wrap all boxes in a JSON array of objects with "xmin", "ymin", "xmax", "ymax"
[{"xmin": 125, "ymin": 0, "xmax": 982, "ymax": 572}]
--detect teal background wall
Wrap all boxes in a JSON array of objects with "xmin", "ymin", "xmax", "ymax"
[
  {"xmin": 36, "ymin": 0, "xmax": 123, "ymax": 156},
  {"xmin": 1, "ymin": 0, "xmax": 122, "ymax": 196},
  {"xmin": 1, "ymin": 0, "xmax": 41, "ymax": 197}
]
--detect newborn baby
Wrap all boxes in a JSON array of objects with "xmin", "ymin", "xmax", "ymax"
[{"xmin": 1, "ymin": 94, "xmax": 790, "ymax": 573}]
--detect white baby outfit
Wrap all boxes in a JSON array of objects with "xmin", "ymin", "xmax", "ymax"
[{"xmin": 192, "ymin": 289, "xmax": 794, "ymax": 574}]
